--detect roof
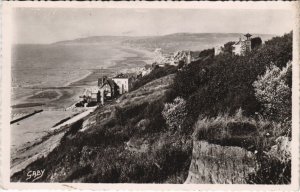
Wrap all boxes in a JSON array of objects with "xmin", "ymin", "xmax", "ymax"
[
  {"xmin": 244, "ymin": 33, "xmax": 252, "ymax": 38},
  {"xmin": 100, "ymin": 78, "xmax": 117, "ymax": 89},
  {"xmin": 191, "ymin": 51, "xmax": 201, "ymax": 58},
  {"xmin": 113, "ymin": 73, "xmax": 130, "ymax": 79},
  {"xmin": 144, "ymin": 65, "xmax": 152, "ymax": 69}
]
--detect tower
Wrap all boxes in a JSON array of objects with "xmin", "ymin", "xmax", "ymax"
[
  {"xmin": 244, "ymin": 33, "xmax": 252, "ymax": 40},
  {"xmin": 244, "ymin": 33, "xmax": 252, "ymax": 53}
]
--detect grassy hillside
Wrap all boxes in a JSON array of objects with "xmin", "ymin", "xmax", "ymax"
[
  {"xmin": 12, "ymin": 32, "xmax": 291, "ymax": 184},
  {"xmin": 12, "ymin": 74, "xmax": 192, "ymax": 183},
  {"xmin": 171, "ymin": 32, "xmax": 292, "ymax": 184}
]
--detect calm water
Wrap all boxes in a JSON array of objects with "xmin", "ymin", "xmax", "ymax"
[{"xmin": 11, "ymin": 43, "xmax": 152, "ymax": 105}]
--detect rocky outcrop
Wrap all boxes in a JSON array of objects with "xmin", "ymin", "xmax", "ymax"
[{"xmin": 185, "ymin": 141, "xmax": 258, "ymax": 184}]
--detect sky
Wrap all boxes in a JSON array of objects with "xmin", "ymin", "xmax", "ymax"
[{"xmin": 12, "ymin": 8, "xmax": 294, "ymax": 44}]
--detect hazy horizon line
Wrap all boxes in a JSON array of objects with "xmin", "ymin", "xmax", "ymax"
[{"xmin": 12, "ymin": 31, "xmax": 287, "ymax": 45}]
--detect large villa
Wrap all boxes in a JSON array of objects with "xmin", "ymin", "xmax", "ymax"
[{"xmin": 80, "ymin": 74, "xmax": 134, "ymax": 106}]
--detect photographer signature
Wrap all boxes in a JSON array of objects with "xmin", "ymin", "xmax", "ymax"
[{"xmin": 26, "ymin": 169, "xmax": 45, "ymax": 182}]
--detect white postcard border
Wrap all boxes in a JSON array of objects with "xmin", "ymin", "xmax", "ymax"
[{"xmin": 1, "ymin": 1, "xmax": 299, "ymax": 190}]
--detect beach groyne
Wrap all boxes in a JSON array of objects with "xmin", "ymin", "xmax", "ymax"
[{"xmin": 10, "ymin": 110, "xmax": 43, "ymax": 124}]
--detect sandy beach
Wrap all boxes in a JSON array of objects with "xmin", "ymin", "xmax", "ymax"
[{"xmin": 10, "ymin": 43, "xmax": 153, "ymax": 175}]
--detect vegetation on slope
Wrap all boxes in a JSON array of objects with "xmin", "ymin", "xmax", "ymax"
[
  {"xmin": 132, "ymin": 65, "xmax": 177, "ymax": 90},
  {"xmin": 172, "ymin": 32, "xmax": 292, "ymax": 131},
  {"xmin": 170, "ymin": 32, "xmax": 292, "ymax": 184},
  {"xmin": 12, "ymin": 74, "xmax": 191, "ymax": 183},
  {"xmin": 12, "ymin": 32, "xmax": 292, "ymax": 184}
]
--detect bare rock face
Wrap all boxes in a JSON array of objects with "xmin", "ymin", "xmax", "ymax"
[{"xmin": 185, "ymin": 141, "xmax": 258, "ymax": 184}]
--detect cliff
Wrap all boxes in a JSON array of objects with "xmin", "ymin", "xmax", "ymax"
[{"xmin": 185, "ymin": 141, "xmax": 258, "ymax": 184}]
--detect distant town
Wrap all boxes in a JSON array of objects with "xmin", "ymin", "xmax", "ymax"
[{"xmin": 80, "ymin": 33, "xmax": 262, "ymax": 107}]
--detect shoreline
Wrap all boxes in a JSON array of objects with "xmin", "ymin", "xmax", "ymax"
[
  {"xmin": 64, "ymin": 70, "xmax": 93, "ymax": 87},
  {"xmin": 10, "ymin": 44, "xmax": 153, "ymax": 177},
  {"xmin": 11, "ymin": 107, "xmax": 97, "ymax": 176}
]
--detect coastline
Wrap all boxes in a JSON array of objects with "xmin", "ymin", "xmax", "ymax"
[
  {"xmin": 10, "ymin": 44, "xmax": 153, "ymax": 177},
  {"xmin": 64, "ymin": 70, "xmax": 93, "ymax": 87}
]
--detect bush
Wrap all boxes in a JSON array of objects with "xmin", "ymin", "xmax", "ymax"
[
  {"xmin": 162, "ymin": 97, "xmax": 187, "ymax": 132},
  {"xmin": 198, "ymin": 48, "xmax": 214, "ymax": 59},
  {"xmin": 170, "ymin": 32, "xmax": 292, "ymax": 133},
  {"xmin": 132, "ymin": 65, "xmax": 177, "ymax": 90},
  {"xmin": 193, "ymin": 110, "xmax": 258, "ymax": 150},
  {"xmin": 115, "ymin": 102, "xmax": 148, "ymax": 125},
  {"xmin": 192, "ymin": 110, "xmax": 291, "ymax": 184},
  {"xmin": 248, "ymin": 155, "xmax": 291, "ymax": 184},
  {"xmin": 222, "ymin": 41, "xmax": 235, "ymax": 55},
  {"xmin": 253, "ymin": 61, "xmax": 292, "ymax": 123},
  {"xmin": 251, "ymin": 37, "xmax": 262, "ymax": 50}
]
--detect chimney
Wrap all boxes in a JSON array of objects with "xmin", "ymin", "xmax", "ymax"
[
  {"xmin": 98, "ymin": 78, "xmax": 102, "ymax": 87},
  {"xmin": 100, "ymin": 89, "xmax": 105, "ymax": 105}
]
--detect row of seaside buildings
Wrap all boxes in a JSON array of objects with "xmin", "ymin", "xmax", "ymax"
[
  {"xmin": 80, "ymin": 33, "xmax": 262, "ymax": 106},
  {"xmin": 215, "ymin": 33, "xmax": 262, "ymax": 56}
]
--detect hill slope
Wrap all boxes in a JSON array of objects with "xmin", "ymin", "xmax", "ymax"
[
  {"xmin": 11, "ymin": 32, "xmax": 291, "ymax": 184},
  {"xmin": 53, "ymin": 33, "xmax": 276, "ymax": 53},
  {"xmin": 12, "ymin": 74, "xmax": 192, "ymax": 183},
  {"xmin": 123, "ymin": 33, "xmax": 276, "ymax": 53}
]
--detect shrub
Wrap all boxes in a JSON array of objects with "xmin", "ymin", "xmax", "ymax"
[
  {"xmin": 248, "ymin": 155, "xmax": 291, "ymax": 184},
  {"xmin": 192, "ymin": 110, "xmax": 291, "ymax": 184},
  {"xmin": 132, "ymin": 65, "xmax": 177, "ymax": 90},
  {"xmin": 115, "ymin": 102, "xmax": 148, "ymax": 125},
  {"xmin": 198, "ymin": 48, "xmax": 214, "ymax": 58},
  {"xmin": 170, "ymin": 32, "xmax": 292, "ymax": 133},
  {"xmin": 193, "ymin": 110, "xmax": 258, "ymax": 150},
  {"xmin": 253, "ymin": 61, "xmax": 292, "ymax": 123},
  {"xmin": 222, "ymin": 41, "xmax": 235, "ymax": 55},
  {"xmin": 162, "ymin": 97, "xmax": 187, "ymax": 132},
  {"xmin": 251, "ymin": 37, "xmax": 262, "ymax": 50}
]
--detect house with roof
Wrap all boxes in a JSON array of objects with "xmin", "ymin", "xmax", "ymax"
[
  {"xmin": 213, "ymin": 33, "xmax": 262, "ymax": 56},
  {"xmin": 112, "ymin": 73, "xmax": 134, "ymax": 95},
  {"xmin": 98, "ymin": 76, "xmax": 119, "ymax": 100},
  {"xmin": 214, "ymin": 45, "xmax": 224, "ymax": 55},
  {"xmin": 79, "ymin": 74, "xmax": 135, "ymax": 106},
  {"xmin": 232, "ymin": 33, "xmax": 253, "ymax": 56},
  {"xmin": 170, "ymin": 50, "xmax": 201, "ymax": 66},
  {"xmin": 141, "ymin": 65, "xmax": 153, "ymax": 77}
]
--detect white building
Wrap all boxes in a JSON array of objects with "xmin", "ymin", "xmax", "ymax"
[
  {"xmin": 232, "ymin": 34, "xmax": 252, "ymax": 56},
  {"xmin": 214, "ymin": 45, "xmax": 223, "ymax": 55},
  {"xmin": 141, "ymin": 66, "xmax": 152, "ymax": 77},
  {"xmin": 112, "ymin": 74, "xmax": 133, "ymax": 94}
]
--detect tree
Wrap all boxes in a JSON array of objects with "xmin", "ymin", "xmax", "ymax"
[
  {"xmin": 198, "ymin": 48, "xmax": 214, "ymax": 58},
  {"xmin": 162, "ymin": 97, "xmax": 187, "ymax": 131},
  {"xmin": 253, "ymin": 61, "xmax": 292, "ymax": 123},
  {"xmin": 222, "ymin": 41, "xmax": 235, "ymax": 55},
  {"xmin": 251, "ymin": 37, "xmax": 262, "ymax": 50}
]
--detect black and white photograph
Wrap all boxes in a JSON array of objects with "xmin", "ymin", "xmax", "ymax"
[{"xmin": 1, "ymin": 1, "xmax": 299, "ymax": 190}]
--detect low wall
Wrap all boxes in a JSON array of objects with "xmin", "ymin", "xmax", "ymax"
[
  {"xmin": 185, "ymin": 140, "xmax": 258, "ymax": 184},
  {"xmin": 10, "ymin": 110, "xmax": 43, "ymax": 124}
]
